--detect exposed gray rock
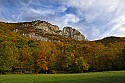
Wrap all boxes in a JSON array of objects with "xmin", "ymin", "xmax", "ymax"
[
  {"xmin": 32, "ymin": 20, "xmax": 59, "ymax": 34},
  {"xmin": 16, "ymin": 20, "xmax": 85, "ymax": 41},
  {"xmin": 23, "ymin": 32, "xmax": 48, "ymax": 41},
  {"xmin": 62, "ymin": 27, "xmax": 85, "ymax": 40}
]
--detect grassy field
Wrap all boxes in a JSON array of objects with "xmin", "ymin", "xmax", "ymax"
[{"xmin": 0, "ymin": 71, "xmax": 125, "ymax": 83}]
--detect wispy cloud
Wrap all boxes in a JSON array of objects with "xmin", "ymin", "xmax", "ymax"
[
  {"xmin": 16, "ymin": 0, "xmax": 32, "ymax": 22},
  {"xmin": 62, "ymin": 0, "xmax": 125, "ymax": 40},
  {"xmin": 60, "ymin": 14, "xmax": 80, "ymax": 26}
]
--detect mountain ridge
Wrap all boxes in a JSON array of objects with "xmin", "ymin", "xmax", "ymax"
[{"xmin": 5, "ymin": 20, "xmax": 85, "ymax": 42}]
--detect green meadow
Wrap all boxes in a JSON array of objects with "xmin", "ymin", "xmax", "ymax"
[{"xmin": 0, "ymin": 71, "xmax": 125, "ymax": 83}]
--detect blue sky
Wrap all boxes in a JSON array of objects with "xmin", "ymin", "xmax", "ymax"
[{"xmin": 0, "ymin": 0, "xmax": 125, "ymax": 40}]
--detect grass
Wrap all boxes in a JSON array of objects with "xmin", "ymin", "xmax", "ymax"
[{"xmin": 0, "ymin": 71, "xmax": 125, "ymax": 83}]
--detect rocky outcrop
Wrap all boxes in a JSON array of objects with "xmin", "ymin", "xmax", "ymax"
[
  {"xmin": 22, "ymin": 32, "xmax": 48, "ymax": 41},
  {"xmin": 16, "ymin": 20, "xmax": 85, "ymax": 41},
  {"xmin": 63, "ymin": 27, "xmax": 85, "ymax": 40},
  {"xmin": 32, "ymin": 20, "xmax": 59, "ymax": 34}
]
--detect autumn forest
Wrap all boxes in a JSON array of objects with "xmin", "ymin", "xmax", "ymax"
[{"xmin": 0, "ymin": 21, "xmax": 125, "ymax": 74}]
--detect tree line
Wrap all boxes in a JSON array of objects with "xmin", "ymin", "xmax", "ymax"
[{"xmin": 0, "ymin": 37, "xmax": 125, "ymax": 74}]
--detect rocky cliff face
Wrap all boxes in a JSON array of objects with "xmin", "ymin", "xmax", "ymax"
[
  {"xmin": 32, "ymin": 20, "xmax": 60, "ymax": 34},
  {"xmin": 15, "ymin": 20, "xmax": 85, "ymax": 41},
  {"xmin": 63, "ymin": 27, "xmax": 85, "ymax": 41}
]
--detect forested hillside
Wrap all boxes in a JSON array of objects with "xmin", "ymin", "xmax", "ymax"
[{"xmin": 0, "ymin": 21, "xmax": 125, "ymax": 74}]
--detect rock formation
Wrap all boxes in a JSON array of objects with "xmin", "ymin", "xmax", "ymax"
[
  {"xmin": 15, "ymin": 20, "xmax": 85, "ymax": 41},
  {"xmin": 63, "ymin": 27, "xmax": 85, "ymax": 41}
]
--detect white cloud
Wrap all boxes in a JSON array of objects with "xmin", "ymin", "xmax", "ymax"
[
  {"xmin": 56, "ymin": 6, "xmax": 67, "ymax": 13},
  {"xmin": 96, "ymin": 15, "xmax": 125, "ymax": 39},
  {"xmin": 27, "ymin": 8, "xmax": 55, "ymax": 16},
  {"xmin": 60, "ymin": 0, "xmax": 125, "ymax": 40},
  {"xmin": 62, "ymin": 14, "xmax": 80, "ymax": 24},
  {"xmin": 110, "ymin": 16, "xmax": 125, "ymax": 36},
  {"xmin": 48, "ymin": 14, "xmax": 80, "ymax": 30}
]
